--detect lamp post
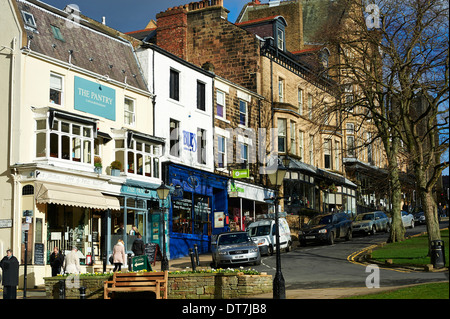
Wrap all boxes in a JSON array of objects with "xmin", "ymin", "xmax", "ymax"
[
  {"xmin": 266, "ymin": 156, "xmax": 290, "ymax": 299},
  {"xmin": 156, "ymin": 182, "xmax": 170, "ymax": 271}
]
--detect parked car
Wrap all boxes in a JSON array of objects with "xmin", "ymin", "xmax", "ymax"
[
  {"xmin": 352, "ymin": 211, "xmax": 391, "ymax": 235},
  {"xmin": 211, "ymin": 231, "xmax": 261, "ymax": 268},
  {"xmin": 298, "ymin": 212, "xmax": 352, "ymax": 246},
  {"xmin": 247, "ymin": 217, "xmax": 292, "ymax": 256},
  {"xmin": 401, "ymin": 210, "xmax": 415, "ymax": 228},
  {"xmin": 413, "ymin": 211, "xmax": 426, "ymax": 225}
]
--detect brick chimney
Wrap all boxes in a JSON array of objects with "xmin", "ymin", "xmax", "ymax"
[
  {"xmin": 156, "ymin": 6, "xmax": 189, "ymax": 59},
  {"xmin": 156, "ymin": 0, "xmax": 226, "ymax": 59}
]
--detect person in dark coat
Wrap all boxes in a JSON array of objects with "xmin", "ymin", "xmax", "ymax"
[
  {"xmin": 131, "ymin": 233, "xmax": 145, "ymax": 256},
  {"xmin": 0, "ymin": 249, "xmax": 20, "ymax": 299},
  {"xmin": 49, "ymin": 247, "xmax": 64, "ymax": 277}
]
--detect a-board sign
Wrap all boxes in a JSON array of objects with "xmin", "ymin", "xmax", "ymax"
[
  {"xmin": 34, "ymin": 243, "xmax": 45, "ymax": 265},
  {"xmin": 145, "ymin": 243, "xmax": 161, "ymax": 265}
]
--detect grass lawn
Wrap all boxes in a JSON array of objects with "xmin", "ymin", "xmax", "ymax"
[
  {"xmin": 346, "ymin": 282, "xmax": 449, "ymax": 299},
  {"xmin": 371, "ymin": 229, "xmax": 449, "ymax": 267}
]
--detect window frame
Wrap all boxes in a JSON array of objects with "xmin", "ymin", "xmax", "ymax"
[
  {"xmin": 124, "ymin": 96, "xmax": 136, "ymax": 126},
  {"xmin": 216, "ymin": 90, "xmax": 226, "ymax": 119},
  {"xmin": 49, "ymin": 73, "xmax": 64, "ymax": 106},
  {"xmin": 169, "ymin": 69, "xmax": 180, "ymax": 101},
  {"xmin": 197, "ymin": 81, "xmax": 206, "ymax": 112},
  {"xmin": 239, "ymin": 100, "xmax": 248, "ymax": 127}
]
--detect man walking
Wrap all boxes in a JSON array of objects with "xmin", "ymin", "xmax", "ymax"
[{"xmin": 0, "ymin": 249, "xmax": 20, "ymax": 299}]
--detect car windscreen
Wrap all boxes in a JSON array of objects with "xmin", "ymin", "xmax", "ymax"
[
  {"xmin": 355, "ymin": 214, "xmax": 374, "ymax": 221},
  {"xmin": 248, "ymin": 225, "xmax": 271, "ymax": 237},
  {"xmin": 218, "ymin": 233, "xmax": 251, "ymax": 245},
  {"xmin": 308, "ymin": 215, "xmax": 332, "ymax": 225}
]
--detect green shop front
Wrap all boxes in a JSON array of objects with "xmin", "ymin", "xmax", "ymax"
[{"xmin": 107, "ymin": 180, "xmax": 169, "ymax": 261}]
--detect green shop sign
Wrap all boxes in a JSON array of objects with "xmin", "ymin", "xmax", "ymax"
[
  {"xmin": 232, "ymin": 169, "xmax": 249, "ymax": 179},
  {"xmin": 74, "ymin": 76, "xmax": 116, "ymax": 120}
]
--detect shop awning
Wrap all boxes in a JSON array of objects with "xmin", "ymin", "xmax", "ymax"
[{"xmin": 35, "ymin": 182, "xmax": 120, "ymax": 211}]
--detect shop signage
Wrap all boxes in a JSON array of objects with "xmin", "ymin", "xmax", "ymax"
[
  {"xmin": 74, "ymin": 76, "xmax": 116, "ymax": 120},
  {"xmin": 0, "ymin": 219, "xmax": 12, "ymax": 228},
  {"xmin": 232, "ymin": 169, "xmax": 249, "ymax": 179}
]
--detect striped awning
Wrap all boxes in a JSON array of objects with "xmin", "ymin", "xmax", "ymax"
[{"xmin": 35, "ymin": 182, "xmax": 120, "ymax": 211}]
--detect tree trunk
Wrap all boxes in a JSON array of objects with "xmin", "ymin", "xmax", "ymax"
[
  {"xmin": 387, "ymin": 152, "xmax": 405, "ymax": 242},
  {"xmin": 419, "ymin": 185, "xmax": 441, "ymax": 250}
]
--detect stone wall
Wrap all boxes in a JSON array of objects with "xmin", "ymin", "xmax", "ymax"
[{"xmin": 44, "ymin": 272, "xmax": 272, "ymax": 299}]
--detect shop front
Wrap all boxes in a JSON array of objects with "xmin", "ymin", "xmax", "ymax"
[
  {"xmin": 228, "ymin": 180, "xmax": 275, "ymax": 231},
  {"xmin": 165, "ymin": 163, "xmax": 228, "ymax": 259},
  {"xmin": 108, "ymin": 180, "xmax": 169, "ymax": 260}
]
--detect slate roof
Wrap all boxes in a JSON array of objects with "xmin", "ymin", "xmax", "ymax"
[{"xmin": 16, "ymin": 0, "xmax": 148, "ymax": 92}]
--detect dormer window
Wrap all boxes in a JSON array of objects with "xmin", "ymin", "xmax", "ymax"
[
  {"xmin": 21, "ymin": 11, "xmax": 37, "ymax": 29},
  {"xmin": 277, "ymin": 27, "xmax": 285, "ymax": 51}
]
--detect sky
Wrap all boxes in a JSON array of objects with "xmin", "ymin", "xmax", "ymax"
[{"xmin": 41, "ymin": 0, "xmax": 253, "ymax": 33}]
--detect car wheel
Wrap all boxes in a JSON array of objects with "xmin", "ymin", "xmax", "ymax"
[
  {"xmin": 328, "ymin": 232, "xmax": 335, "ymax": 245},
  {"xmin": 345, "ymin": 229, "xmax": 352, "ymax": 241},
  {"xmin": 268, "ymin": 245, "xmax": 274, "ymax": 256}
]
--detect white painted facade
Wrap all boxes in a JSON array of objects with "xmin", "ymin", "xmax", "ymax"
[{"xmin": 136, "ymin": 45, "xmax": 215, "ymax": 172}]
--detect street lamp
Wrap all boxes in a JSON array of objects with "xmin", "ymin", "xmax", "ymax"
[
  {"xmin": 156, "ymin": 182, "xmax": 170, "ymax": 271},
  {"xmin": 266, "ymin": 156, "xmax": 290, "ymax": 299}
]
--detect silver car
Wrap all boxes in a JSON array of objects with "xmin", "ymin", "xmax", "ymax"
[
  {"xmin": 211, "ymin": 232, "xmax": 261, "ymax": 268},
  {"xmin": 352, "ymin": 211, "xmax": 391, "ymax": 235}
]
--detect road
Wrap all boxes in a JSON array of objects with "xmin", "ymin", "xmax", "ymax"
[{"xmin": 254, "ymin": 221, "xmax": 449, "ymax": 290}]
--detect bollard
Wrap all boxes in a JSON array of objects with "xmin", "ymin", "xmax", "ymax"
[
  {"xmin": 59, "ymin": 279, "xmax": 65, "ymax": 299},
  {"xmin": 79, "ymin": 286, "xmax": 86, "ymax": 299},
  {"xmin": 189, "ymin": 248, "xmax": 196, "ymax": 271},
  {"xmin": 128, "ymin": 253, "xmax": 132, "ymax": 271},
  {"xmin": 194, "ymin": 244, "xmax": 200, "ymax": 266}
]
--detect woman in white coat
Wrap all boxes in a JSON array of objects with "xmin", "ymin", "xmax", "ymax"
[
  {"xmin": 63, "ymin": 247, "xmax": 81, "ymax": 274},
  {"xmin": 112, "ymin": 239, "xmax": 126, "ymax": 272}
]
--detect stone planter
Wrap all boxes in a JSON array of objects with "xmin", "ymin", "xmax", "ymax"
[{"xmin": 44, "ymin": 272, "xmax": 272, "ymax": 299}]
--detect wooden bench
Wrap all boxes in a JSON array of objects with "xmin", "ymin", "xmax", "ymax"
[{"xmin": 104, "ymin": 271, "xmax": 168, "ymax": 299}]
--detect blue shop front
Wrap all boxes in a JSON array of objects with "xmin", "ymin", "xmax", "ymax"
[{"xmin": 165, "ymin": 163, "xmax": 229, "ymax": 259}]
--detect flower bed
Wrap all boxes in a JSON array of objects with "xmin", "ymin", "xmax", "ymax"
[{"xmin": 44, "ymin": 268, "xmax": 272, "ymax": 299}]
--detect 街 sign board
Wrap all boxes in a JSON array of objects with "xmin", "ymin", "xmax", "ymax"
[{"xmin": 74, "ymin": 76, "xmax": 116, "ymax": 121}]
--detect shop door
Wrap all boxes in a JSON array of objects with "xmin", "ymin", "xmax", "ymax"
[{"xmin": 136, "ymin": 212, "xmax": 146, "ymax": 239}]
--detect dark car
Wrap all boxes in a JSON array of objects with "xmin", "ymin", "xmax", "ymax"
[
  {"xmin": 413, "ymin": 211, "xmax": 426, "ymax": 225},
  {"xmin": 299, "ymin": 212, "xmax": 352, "ymax": 246}
]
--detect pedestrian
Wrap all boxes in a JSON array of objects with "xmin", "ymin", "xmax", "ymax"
[
  {"xmin": 49, "ymin": 247, "xmax": 64, "ymax": 277},
  {"xmin": 112, "ymin": 239, "xmax": 126, "ymax": 272},
  {"xmin": 63, "ymin": 246, "xmax": 81, "ymax": 274},
  {"xmin": 131, "ymin": 233, "xmax": 145, "ymax": 256},
  {"xmin": 0, "ymin": 249, "xmax": 20, "ymax": 299}
]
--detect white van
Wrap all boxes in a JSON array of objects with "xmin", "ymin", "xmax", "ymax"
[{"xmin": 247, "ymin": 214, "xmax": 292, "ymax": 256}]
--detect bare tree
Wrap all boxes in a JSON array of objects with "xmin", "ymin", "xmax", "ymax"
[{"xmin": 319, "ymin": 0, "xmax": 449, "ymax": 243}]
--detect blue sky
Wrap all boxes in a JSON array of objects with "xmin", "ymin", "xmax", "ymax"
[{"xmin": 41, "ymin": 0, "xmax": 252, "ymax": 32}]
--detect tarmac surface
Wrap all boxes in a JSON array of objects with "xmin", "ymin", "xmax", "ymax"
[{"xmin": 2, "ymin": 252, "xmax": 447, "ymax": 299}]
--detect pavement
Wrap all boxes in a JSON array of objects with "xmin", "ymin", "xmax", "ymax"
[{"xmin": 2, "ymin": 241, "xmax": 448, "ymax": 300}]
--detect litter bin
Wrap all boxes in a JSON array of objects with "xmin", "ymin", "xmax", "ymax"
[{"xmin": 430, "ymin": 240, "xmax": 445, "ymax": 269}]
